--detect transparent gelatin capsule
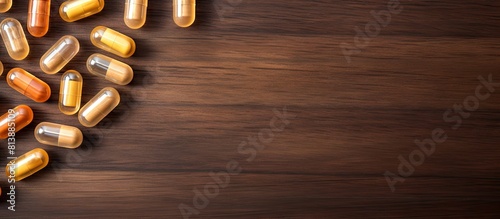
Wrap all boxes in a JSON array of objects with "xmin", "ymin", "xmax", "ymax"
[
  {"xmin": 0, "ymin": 105, "xmax": 34, "ymax": 139},
  {"xmin": 90, "ymin": 26, "xmax": 136, "ymax": 58},
  {"xmin": 6, "ymin": 68, "xmax": 51, "ymax": 103},
  {"xmin": 28, "ymin": 0, "xmax": 51, "ymax": 37},
  {"xmin": 40, "ymin": 35, "xmax": 80, "ymax": 74},
  {"xmin": 78, "ymin": 87, "xmax": 120, "ymax": 127},
  {"xmin": 6, "ymin": 148, "xmax": 49, "ymax": 181},
  {"xmin": 35, "ymin": 122, "xmax": 83, "ymax": 148},
  {"xmin": 59, "ymin": 0, "xmax": 105, "ymax": 22},
  {"xmin": 173, "ymin": 0, "xmax": 195, "ymax": 27},
  {"xmin": 0, "ymin": 0, "xmax": 12, "ymax": 13},
  {"xmin": 124, "ymin": 0, "xmax": 148, "ymax": 29},
  {"xmin": 0, "ymin": 18, "xmax": 30, "ymax": 60},
  {"xmin": 59, "ymin": 70, "xmax": 83, "ymax": 115},
  {"xmin": 87, "ymin": 53, "xmax": 133, "ymax": 85}
]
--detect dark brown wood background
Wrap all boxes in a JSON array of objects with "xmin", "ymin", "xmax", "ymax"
[{"xmin": 0, "ymin": 0, "xmax": 499, "ymax": 218}]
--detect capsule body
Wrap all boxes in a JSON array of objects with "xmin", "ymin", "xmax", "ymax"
[
  {"xmin": 173, "ymin": 0, "xmax": 195, "ymax": 27},
  {"xmin": 79, "ymin": 87, "xmax": 120, "ymax": 127},
  {"xmin": 6, "ymin": 148, "xmax": 49, "ymax": 181},
  {"xmin": 7, "ymin": 68, "xmax": 51, "ymax": 103},
  {"xmin": 0, "ymin": 18, "xmax": 30, "ymax": 60},
  {"xmin": 87, "ymin": 53, "xmax": 133, "ymax": 85},
  {"xmin": 35, "ymin": 122, "xmax": 83, "ymax": 148},
  {"xmin": 59, "ymin": 70, "xmax": 83, "ymax": 115},
  {"xmin": 124, "ymin": 0, "xmax": 147, "ymax": 29},
  {"xmin": 28, "ymin": 0, "xmax": 51, "ymax": 37},
  {"xmin": 0, "ymin": 0, "xmax": 12, "ymax": 13},
  {"xmin": 59, "ymin": 0, "xmax": 105, "ymax": 22},
  {"xmin": 0, "ymin": 105, "xmax": 34, "ymax": 139},
  {"xmin": 40, "ymin": 35, "xmax": 80, "ymax": 74},
  {"xmin": 90, "ymin": 26, "xmax": 135, "ymax": 58}
]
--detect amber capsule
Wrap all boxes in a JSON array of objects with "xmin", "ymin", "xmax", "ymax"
[
  {"xmin": 59, "ymin": 70, "xmax": 83, "ymax": 115},
  {"xmin": 34, "ymin": 122, "xmax": 83, "ymax": 148},
  {"xmin": 0, "ymin": 105, "xmax": 34, "ymax": 139},
  {"xmin": 0, "ymin": 18, "xmax": 30, "ymax": 60},
  {"xmin": 40, "ymin": 35, "xmax": 80, "ymax": 74},
  {"xmin": 6, "ymin": 68, "xmax": 51, "ymax": 103},
  {"xmin": 90, "ymin": 26, "xmax": 136, "ymax": 58},
  {"xmin": 0, "ymin": 60, "xmax": 3, "ymax": 76},
  {"xmin": 28, "ymin": 0, "xmax": 51, "ymax": 37},
  {"xmin": 59, "ymin": 0, "xmax": 105, "ymax": 22},
  {"xmin": 87, "ymin": 53, "xmax": 133, "ymax": 85},
  {"xmin": 173, "ymin": 0, "xmax": 195, "ymax": 27},
  {"xmin": 0, "ymin": 0, "xmax": 12, "ymax": 13},
  {"xmin": 6, "ymin": 148, "xmax": 49, "ymax": 181},
  {"xmin": 78, "ymin": 87, "xmax": 120, "ymax": 127},
  {"xmin": 124, "ymin": 0, "xmax": 147, "ymax": 29}
]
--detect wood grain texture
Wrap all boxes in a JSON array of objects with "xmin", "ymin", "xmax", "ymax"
[{"xmin": 0, "ymin": 0, "xmax": 500, "ymax": 218}]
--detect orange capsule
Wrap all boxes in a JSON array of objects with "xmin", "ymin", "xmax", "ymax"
[
  {"xmin": 6, "ymin": 68, "xmax": 51, "ymax": 103},
  {"xmin": 0, "ymin": 0, "xmax": 12, "ymax": 13},
  {"xmin": 28, "ymin": 0, "xmax": 51, "ymax": 37},
  {"xmin": 0, "ymin": 105, "xmax": 34, "ymax": 139},
  {"xmin": 173, "ymin": 0, "xmax": 195, "ymax": 27}
]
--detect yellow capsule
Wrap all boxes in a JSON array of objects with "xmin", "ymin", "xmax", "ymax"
[
  {"xmin": 87, "ymin": 53, "xmax": 133, "ymax": 85},
  {"xmin": 124, "ymin": 0, "xmax": 147, "ymax": 29},
  {"xmin": 59, "ymin": 70, "xmax": 83, "ymax": 115},
  {"xmin": 78, "ymin": 87, "xmax": 120, "ymax": 127},
  {"xmin": 173, "ymin": 0, "xmax": 195, "ymax": 27},
  {"xmin": 6, "ymin": 148, "xmax": 49, "ymax": 181},
  {"xmin": 40, "ymin": 35, "xmax": 80, "ymax": 74},
  {"xmin": 59, "ymin": 0, "xmax": 105, "ymax": 22},
  {"xmin": 7, "ymin": 68, "xmax": 51, "ymax": 103},
  {"xmin": 0, "ymin": 0, "xmax": 12, "ymax": 13},
  {"xmin": 90, "ymin": 26, "xmax": 136, "ymax": 58},
  {"xmin": 34, "ymin": 122, "xmax": 83, "ymax": 149},
  {"xmin": 27, "ymin": 0, "xmax": 51, "ymax": 37},
  {"xmin": 0, "ymin": 18, "xmax": 30, "ymax": 60}
]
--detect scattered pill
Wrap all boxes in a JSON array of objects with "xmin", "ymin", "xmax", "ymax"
[
  {"xmin": 124, "ymin": 0, "xmax": 148, "ymax": 29},
  {"xmin": 173, "ymin": 0, "xmax": 195, "ymax": 28},
  {"xmin": 0, "ymin": 105, "xmax": 34, "ymax": 139},
  {"xmin": 28, "ymin": 0, "xmax": 51, "ymax": 37},
  {"xmin": 90, "ymin": 26, "xmax": 136, "ymax": 58},
  {"xmin": 6, "ymin": 68, "xmax": 51, "ymax": 103},
  {"xmin": 40, "ymin": 35, "xmax": 80, "ymax": 74},
  {"xmin": 35, "ymin": 122, "xmax": 83, "ymax": 148},
  {"xmin": 0, "ymin": 18, "xmax": 30, "ymax": 60},
  {"xmin": 78, "ymin": 87, "xmax": 120, "ymax": 127},
  {"xmin": 0, "ymin": 0, "xmax": 12, "ymax": 13},
  {"xmin": 59, "ymin": 0, "xmax": 105, "ymax": 22},
  {"xmin": 59, "ymin": 70, "xmax": 83, "ymax": 115},
  {"xmin": 87, "ymin": 53, "xmax": 133, "ymax": 85},
  {"xmin": 6, "ymin": 148, "xmax": 49, "ymax": 181}
]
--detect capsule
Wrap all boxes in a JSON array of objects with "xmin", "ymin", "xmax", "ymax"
[
  {"xmin": 35, "ymin": 122, "xmax": 83, "ymax": 148},
  {"xmin": 28, "ymin": 0, "xmax": 51, "ymax": 37},
  {"xmin": 0, "ymin": 0, "xmax": 12, "ymax": 13},
  {"xmin": 90, "ymin": 26, "xmax": 135, "ymax": 58},
  {"xmin": 79, "ymin": 87, "xmax": 120, "ymax": 127},
  {"xmin": 59, "ymin": 0, "xmax": 105, "ymax": 22},
  {"xmin": 173, "ymin": 0, "xmax": 195, "ymax": 27},
  {"xmin": 59, "ymin": 70, "xmax": 83, "ymax": 115},
  {"xmin": 6, "ymin": 68, "xmax": 51, "ymax": 103},
  {"xmin": 40, "ymin": 35, "xmax": 80, "ymax": 74},
  {"xmin": 87, "ymin": 53, "xmax": 133, "ymax": 85},
  {"xmin": 0, "ymin": 105, "xmax": 34, "ymax": 139},
  {"xmin": 0, "ymin": 60, "xmax": 3, "ymax": 76},
  {"xmin": 6, "ymin": 148, "xmax": 49, "ymax": 181},
  {"xmin": 124, "ymin": 0, "xmax": 147, "ymax": 29},
  {"xmin": 0, "ymin": 18, "xmax": 30, "ymax": 60}
]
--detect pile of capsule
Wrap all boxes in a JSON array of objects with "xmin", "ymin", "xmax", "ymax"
[{"xmin": 0, "ymin": 0, "xmax": 196, "ymax": 193}]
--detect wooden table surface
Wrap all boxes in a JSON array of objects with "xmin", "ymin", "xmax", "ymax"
[{"xmin": 1, "ymin": 0, "xmax": 499, "ymax": 218}]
